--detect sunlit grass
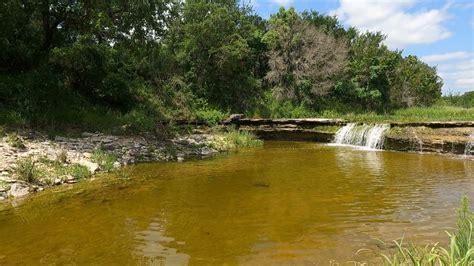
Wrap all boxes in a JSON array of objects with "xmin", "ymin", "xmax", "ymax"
[
  {"xmin": 379, "ymin": 196, "xmax": 474, "ymax": 266},
  {"xmin": 210, "ymin": 128, "xmax": 263, "ymax": 151}
]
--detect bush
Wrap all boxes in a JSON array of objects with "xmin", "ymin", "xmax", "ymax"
[
  {"xmin": 5, "ymin": 133, "xmax": 26, "ymax": 149},
  {"xmin": 195, "ymin": 109, "xmax": 227, "ymax": 126},
  {"xmin": 56, "ymin": 150, "xmax": 68, "ymax": 163},
  {"xmin": 14, "ymin": 157, "xmax": 41, "ymax": 184}
]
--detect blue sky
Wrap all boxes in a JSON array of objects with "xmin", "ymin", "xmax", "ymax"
[{"xmin": 246, "ymin": 0, "xmax": 474, "ymax": 95}]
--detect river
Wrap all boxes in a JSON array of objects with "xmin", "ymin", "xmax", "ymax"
[{"xmin": 0, "ymin": 141, "xmax": 472, "ymax": 264}]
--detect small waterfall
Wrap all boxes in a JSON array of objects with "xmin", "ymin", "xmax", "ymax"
[
  {"xmin": 333, "ymin": 123, "xmax": 390, "ymax": 150},
  {"xmin": 465, "ymin": 134, "xmax": 473, "ymax": 156}
]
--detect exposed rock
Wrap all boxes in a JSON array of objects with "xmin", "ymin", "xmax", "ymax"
[
  {"xmin": 77, "ymin": 160, "xmax": 99, "ymax": 174},
  {"xmin": 113, "ymin": 161, "xmax": 121, "ymax": 169},
  {"xmin": 7, "ymin": 183, "xmax": 30, "ymax": 198},
  {"xmin": 0, "ymin": 129, "xmax": 225, "ymax": 199},
  {"xmin": 54, "ymin": 178, "xmax": 62, "ymax": 186},
  {"xmin": 224, "ymin": 114, "xmax": 245, "ymax": 124}
]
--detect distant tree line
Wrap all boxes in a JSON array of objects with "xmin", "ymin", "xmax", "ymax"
[{"xmin": 0, "ymin": 0, "xmax": 447, "ymax": 128}]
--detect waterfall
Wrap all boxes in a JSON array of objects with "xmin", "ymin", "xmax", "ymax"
[
  {"xmin": 465, "ymin": 134, "xmax": 473, "ymax": 156},
  {"xmin": 333, "ymin": 123, "xmax": 390, "ymax": 150}
]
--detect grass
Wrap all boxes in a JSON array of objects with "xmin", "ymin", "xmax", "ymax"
[
  {"xmin": 68, "ymin": 164, "xmax": 91, "ymax": 180},
  {"xmin": 14, "ymin": 157, "xmax": 42, "ymax": 184},
  {"xmin": 210, "ymin": 127, "xmax": 263, "ymax": 151},
  {"xmin": 379, "ymin": 196, "xmax": 474, "ymax": 266},
  {"xmin": 5, "ymin": 133, "xmax": 26, "ymax": 149},
  {"xmin": 56, "ymin": 150, "xmax": 68, "ymax": 163},
  {"xmin": 252, "ymin": 104, "xmax": 474, "ymax": 123},
  {"xmin": 315, "ymin": 106, "xmax": 474, "ymax": 123},
  {"xmin": 91, "ymin": 149, "xmax": 117, "ymax": 172},
  {"xmin": 30, "ymin": 157, "xmax": 92, "ymax": 184}
]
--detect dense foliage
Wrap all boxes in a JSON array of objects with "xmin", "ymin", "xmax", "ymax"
[{"xmin": 0, "ymin": 1, "xmax": 457, "ymax": 130}]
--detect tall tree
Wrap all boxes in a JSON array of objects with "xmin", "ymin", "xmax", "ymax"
[
  {"xmin": 177, "ymin": 0, "xmax": 266, "ymax": 111},
  {"xmin": 264, "ymin": 8, "xmax": 349, "ymax": 107}
]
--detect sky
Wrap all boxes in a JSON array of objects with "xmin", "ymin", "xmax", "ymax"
[{"xmin": 246, "ymin": 0, "xmax": 474, "ymax": 95}]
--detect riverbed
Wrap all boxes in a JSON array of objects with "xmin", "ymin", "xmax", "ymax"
[{"xmin": 0, "ymin": 141, "xmax": 472, "ymax": 264}]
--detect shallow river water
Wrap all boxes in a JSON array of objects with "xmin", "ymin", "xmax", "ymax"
[{"xmin": 0, "ymin": 141, "xmax": 473, "ymax": 265}]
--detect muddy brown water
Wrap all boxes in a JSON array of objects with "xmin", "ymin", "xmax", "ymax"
[{"xmin": 0, "ymin": 141, "xmax": 473, "ymax": 265}]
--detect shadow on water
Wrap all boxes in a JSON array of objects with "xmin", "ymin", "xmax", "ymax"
[{"xmin": 0, "ymin": 141, "xmax": 472, "ymax": 264}]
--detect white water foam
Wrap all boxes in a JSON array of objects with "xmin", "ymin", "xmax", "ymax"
[
  {"xmin": 465, "ymin": 133, "xmax": 473, "ymax": 157},
  {"xmin": 331, "ymin": 123, "xmax": 390, "ymax": 150}
]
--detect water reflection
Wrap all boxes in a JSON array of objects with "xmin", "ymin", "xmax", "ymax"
[
  {"xmin": 334, "ymin": 146, "xmax": 385, "ymax": 176},
  {"xmin": 134, "ymin": 218, "xmax": 189, "ymax": 265}
]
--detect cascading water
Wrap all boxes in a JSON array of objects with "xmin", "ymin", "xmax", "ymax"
[
  {"xmin": 332, "ymin": 123, "xmax": 390, "ymax": 150},
  {"xmin": 465, "ymin": 133, "xmax": 473, "ymax": 157}
]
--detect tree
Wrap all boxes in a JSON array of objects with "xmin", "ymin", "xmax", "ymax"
[
  {"xmin": 344, "ymin": 32, "xmax": 400, "ymax": 111},
  {"xmin": 264, "ymin": 8, "xmax": 349, "ymax": 107},
  {"xmin": 390, "ymin": 55, "xmax": 442, "ymax": 107},
  {"xmin": 176, "ymin": 0, "xmax": 266, "ymax": 112}
]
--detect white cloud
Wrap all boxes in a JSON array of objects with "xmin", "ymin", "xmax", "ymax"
[
  {"xmin": 332, "ymin": 0, "xmax": 451, "ymax": 49},
  {"xmin": 421, "ymin": 51, "xmax": 472, "ymax": 63},
  {"xmin": 436, "ymin": 58, "xmax": 474, "ymax": 94},
  {"xmin": 270, "ymin": 0, "xmax": 293, "ymax": 7}
]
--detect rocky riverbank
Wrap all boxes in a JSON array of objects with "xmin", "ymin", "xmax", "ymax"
[{"xmin": 0, "ymin": 130, "xmax": 232, "ymax": 201}]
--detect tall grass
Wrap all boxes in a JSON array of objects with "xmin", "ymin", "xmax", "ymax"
[
  {"xmin": 210, "ymin": 128, "xmax": 263, "ymax": 151},
  {"xmin": 381, "ymin": 196, "xmax": 474, "ymax": 266},
  {"xmin": 14, "ymin": 157, "xmax": 42, "ymax": 184},
  {"xmin": 251, "ymin": 104, "xmax": 474, "ymax": 122},
  {"xmin": 91, "ymin": 149, "xmax": 117, "ymax": 172}
]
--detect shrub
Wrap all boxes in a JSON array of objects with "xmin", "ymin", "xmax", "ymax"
[
  {"xmin": 56, "ymin": 150, "xmax": 68, "ymax": 163},
  {"xmin": 14, "ymin": 157, "xmax": 41, "ymax": 184},
  {"xmin": 195, "ymin": 109, "xmax": 227, "ymax": 126},
  {"xmin": 5, "ymin": 133, "xmax": 26, "ymax": 149}
]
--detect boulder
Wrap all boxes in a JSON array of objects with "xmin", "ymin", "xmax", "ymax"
[
  {"xmin": 77, "ymin": 159, "xmax": 99, "ymax": 174},
  {"xmin": 223, "ymin": 114, "xmax": 245, "ymax": 124}
]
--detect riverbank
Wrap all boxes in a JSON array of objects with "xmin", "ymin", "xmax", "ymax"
[
  {"xmin": 1, "ymin": 117, "xmax": 472, "ymax": 201},
  {"xmin": 0, "ymin": 127, "xmax": 261, "ymax": 201}
]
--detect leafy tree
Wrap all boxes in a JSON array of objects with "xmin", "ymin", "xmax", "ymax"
[
  {"xmin": 177, "ymin": 0, "xmax": 266, "ymax": 112},
  {"xmin": 390, "ymin": 55, "xmax": 442, "ymax": 107},
  {"xmin": 342, "ymin": 32, "xmax": 400, "ymax": 111}
]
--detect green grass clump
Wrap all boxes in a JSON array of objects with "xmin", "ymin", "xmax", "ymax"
[
  {"xmin": 91, "ymin": 149, "xmax": 117, "ymax": 172},
  {"xmin": 195, "ymin": 109, "xmax": 227, "ymax": 126},
  {"xmin": 14, "ymin": 157, "xmax": 41, "ymax": 184},
  {"xmin": 211, "ymin": 128, "xmax": 263, "ymax": 151},
  {"xmin": 68, "ymin": 164, "xmax": 91, "ymax": 180},
  {"xmin": 5, "ymin": 133, "xmax": 26, "ymax": 149},
  {"xmin": 380, "ymin": 196, "xmax": 474, "ymax": 266}
]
